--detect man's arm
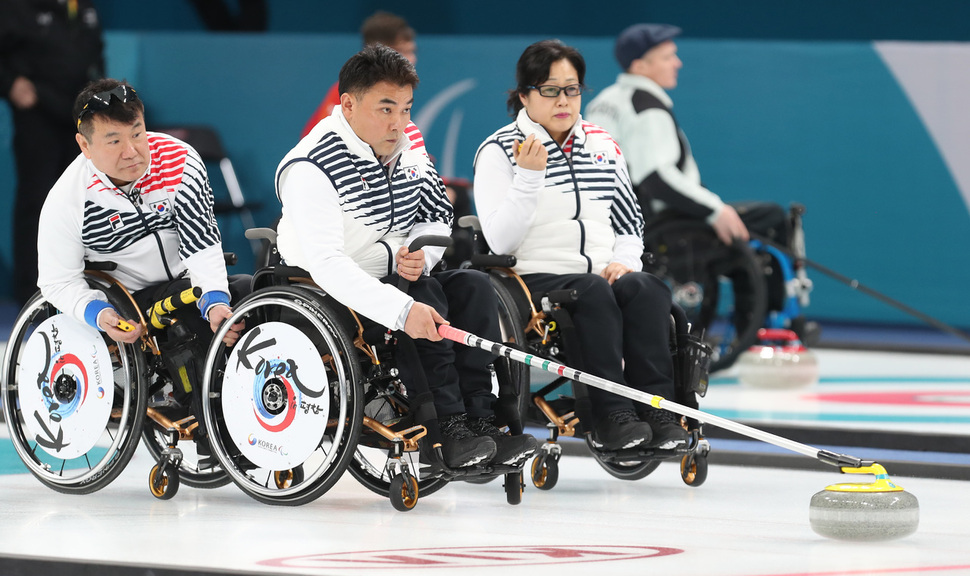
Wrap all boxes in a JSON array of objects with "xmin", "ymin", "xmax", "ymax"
[
  {"xmin": 629, "ymin": 108, "xmax": 724, "ymax": 220},
  {"xmin": 279, "ymin": 161, "xmax": 413, "ymax": 330},
  {"xmin": 171, "ymin": 145, "xmax": 233, "ymax": 321},
  {"xmin": 36, "ymin": 174, "xmax": 128, "ymax": 331}
]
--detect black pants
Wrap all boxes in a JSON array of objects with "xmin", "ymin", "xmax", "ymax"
[
  {"xmin": 12, "ymin": 108, "xmax": 80, "ymax": 305},
  {"xmin": 522, "ymin": 272, "xmax": 675, "ymax": 422},
  {"xmin": 382, "ymin": 269, "xmax": 500, "ymax": 419},
  {"xmin": 133, "ymin": 274, "xmax": 252, "ymax": 434},
  {"xmin": 733, "ymin": 201, "xmax": 790, "ymax": 247}
]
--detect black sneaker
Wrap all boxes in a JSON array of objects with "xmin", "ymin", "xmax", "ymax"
[
  {"xmin": 466, "ymin": 416, "xmax": 538, "ymax": 466},
  {"xmin": 593, "ymin": 410, "xmax": 653, "ymax": 450},
  {"xmin": 436, "ymin": 413, "xmax": 497, "ymax": 468},
  {"xmin": 640, "ymin": 408, "xmax": 689, "ymax": 449}
]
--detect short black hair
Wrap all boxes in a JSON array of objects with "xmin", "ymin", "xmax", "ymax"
[
  {"xmin": 506, "ymin": 39, "xmax": 586, "ymax": 116},
  {"xmin": 338, "ymin": 44, "xmax": 419, "ymax": 99},
  {"xmin": 74, "ymin": 78, "xmax": 145, "ymax": 140}
]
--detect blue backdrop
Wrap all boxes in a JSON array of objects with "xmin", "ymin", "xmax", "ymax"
[{"xmin": 1, "ymin": 32, "xmax": 967, "ymax": 329}]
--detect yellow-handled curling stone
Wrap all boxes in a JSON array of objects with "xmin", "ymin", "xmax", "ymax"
[{"xmin": 439, "ymin": 325, "xmax": 919, "ymax": 541}]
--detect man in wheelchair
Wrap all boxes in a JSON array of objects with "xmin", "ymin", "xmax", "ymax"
[
  {"xmin": 36, "ymin": 78, "xmax": 248, "ymax": 458},
  {"xmin": 585, "ymin": 23, "xmax": 815, "ymax": 348},
  {"xmin": 273, "ymin": 45, "xmax": 537, "ymax": 472}
]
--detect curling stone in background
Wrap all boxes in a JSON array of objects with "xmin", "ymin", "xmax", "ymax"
[
  {"xmin": 809, "ymin": 463, "xmax": 919, "ymax": 541},
  {"xmin": 737, "ymin": 328, "xmax": 819, "ymax": 388}
]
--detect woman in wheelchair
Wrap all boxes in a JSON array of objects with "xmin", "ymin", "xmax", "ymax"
[
  {"xmin": 473, "ymin": 39, "xmax": 687, "ymax": 451},
  {"xmin": 272, "ymin": 45, "xmax": 536, "ymax": 471}
]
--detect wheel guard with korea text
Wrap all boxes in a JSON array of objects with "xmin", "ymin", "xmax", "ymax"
[
  {"xmin": 221, "ymin": 322, "xmax": 331, "ymax": 470},
  {"xmin": 18, "ymin": 315, "xmax": 114, "ymax": 459}
]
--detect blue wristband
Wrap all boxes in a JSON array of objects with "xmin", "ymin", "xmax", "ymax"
[
  {"xmin": 198, "ymin": 290, "xmax": 231, "ymax": 320},
  {"xmin": 84, "ymin": 300, "xmax": 114, "ymax": 331}
]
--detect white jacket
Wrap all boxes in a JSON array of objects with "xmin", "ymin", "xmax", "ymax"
[
  {"xmin": 473, "ymin": 108, "xmax": 643, "ymax": 275},
  {"xmin": 37, "ymin": 132, "xmax": 230, "ymax": 327},
  {"xmin": 275, "ymin": 109, "xmax": 452, "ymax": 329}
]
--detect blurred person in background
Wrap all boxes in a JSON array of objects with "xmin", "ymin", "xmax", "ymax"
[
  {"xmin": 0, "ymin": 0, "xmax": 104, "ymax": 305},
  {"xmin": 300, "ymin": 10, "xmax": 417, "ymax": 137}
]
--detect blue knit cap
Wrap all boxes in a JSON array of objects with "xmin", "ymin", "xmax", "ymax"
[{"xmin": 614, "ymin": 23, "xmax": 682, "ymax": 70}]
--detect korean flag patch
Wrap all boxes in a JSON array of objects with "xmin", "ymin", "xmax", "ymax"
[
  {"xmin": 591, "ymin": 151, "xmax": 608, "ymax": 165},
  {"xmin": 151, "ymin": 199, "xmax": 171, "ymax": 214},
  {"xmin": 403, "ymin": 165, "xmax": 420, "ymax": 181},
  {"xmin": 107, "ymin": 212, "xmax": 123, "ymax": 231}
]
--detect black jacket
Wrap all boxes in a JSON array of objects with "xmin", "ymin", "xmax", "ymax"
[{"xmin": 0, "ymin": 0, "xmax": 104, "ymax": 123}]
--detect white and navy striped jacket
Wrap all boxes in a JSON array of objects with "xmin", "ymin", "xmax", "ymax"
[
  {"xmin": 275, "ymin": 108, "xmax": 452, "ymax": 330},
  {"xmin": 473, "ymin": 108, "xmax": 644, "ymax": 275},
  {"xmin": 37, "ymin": 132, "xmax": 230, "ymax": 328}
]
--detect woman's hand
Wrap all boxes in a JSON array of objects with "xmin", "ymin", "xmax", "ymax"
[
  {"xmin": 513, "ymin": 134, "xmax": 548, "ymax": 172},
  {"xmin": 600, "ymin": 262, "xmax": 634, "ymax": 285}
]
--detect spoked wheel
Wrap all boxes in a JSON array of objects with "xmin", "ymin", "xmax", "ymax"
[
  {"xmin": 530, "ymin": 453, "xmax": 560, "ymax": 490},
  {"xmin": 586, "ymin": 436, "xmax": 662, "ymax": 481},
  {"xmin": 203, "ymin": 286, "xmax": 364, "ymax": 506},
  {"xmin": 389, "ymin": 473, "xmax": 420, "ymax": 511},
  {"xmin": 644, "ymin": 219, "xmax": 768, "ymax": 372},
  {"xmin": 347, "ymin": 380, "xmax": 448, "ymax": 500},
  {"xmin": 594, "ymin": 457, "xmax": 662, "ymax": 481},
  {"xmin": 1, "ymin": 287, "xmax": 147, "ymax": 494},
  {"xmin": 149, "ymin": 463, "xmax": 180, "ymax": 500},
  {"xmin": 488, "ymin": 275, "xmax": 532, "ymax": 427}
]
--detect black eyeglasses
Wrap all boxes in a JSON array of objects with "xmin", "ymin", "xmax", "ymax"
[
  {"xmin": 76, "ymin": 85, "xmax": 139, "ymax": 130},
  {"xmin": 527, "ymin": 84, "xmax": 584, "ymax": 98}
]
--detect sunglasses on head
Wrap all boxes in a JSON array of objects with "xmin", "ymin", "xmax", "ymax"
[
  {"xmin": 76, "ymin": 85, "xmax": 139, "ymax": 130},
  {"xmin": 527, "ymin": 84, "xmax": 584, "ymax": 98}
]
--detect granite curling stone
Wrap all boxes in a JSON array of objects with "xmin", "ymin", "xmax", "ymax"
[{"xmin": 809, "ymin": 464, "xmax": 919, "ymax": 541}]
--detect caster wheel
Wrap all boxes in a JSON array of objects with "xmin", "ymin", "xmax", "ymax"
[
  {"xmin": 389, "ymin": 474, "xmax": 419, "ymax": 511},
  {"xmin": 274, "ymin": 466, "xmax": 305, "ymax": 489},
  {"xmin": 681, "ymin": 453, "xmax": 708, "ymax": 487},
  {"xmin": 531, "ymin": 455, "xmax": 559, "ymax": 491},
  {"xmin": 149, "ymin": 464, "xmax": 180, "ymax": 500},
  {"xmin": 505, "ymin": 472, "xmax": 523, "ymax": 505}
]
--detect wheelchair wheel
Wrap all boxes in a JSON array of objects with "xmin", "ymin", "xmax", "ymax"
[
  {"xmin": 202, "ymin": 286, "xmax": 364, "ymax": 506},
  {"xmin": 149, "ymin": 462, "xmax": 180, "ymax": 500},
  {"xmin": 593, "ymin": 454, "xmax": 662, "ymax": 481},
  {"xmin": 1, "ymin": 288, "xmax": 147, "ymax": 494},
  {"xmin": 488, "ymin": 274, "xmax": 532, "ymax": 426},
  {"xmin": 347, "ymin": 378, "xmax": 449, "ymax": 501},
  {"xmin": 643, "ymin": 219, "xmax": 768, "ymax": 372},
  {"xmin": 140, "ymin": 423, "xmax": 230, "ymax": 489},
  {"xmin": 530, "ymin": 453, "xmax": 559, "ymax": 490}
]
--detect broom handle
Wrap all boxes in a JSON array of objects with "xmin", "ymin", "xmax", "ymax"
[{"xmin": 439, "ymin": 325, "xmax": 867, "ymax": 470}]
